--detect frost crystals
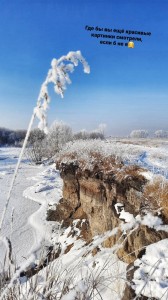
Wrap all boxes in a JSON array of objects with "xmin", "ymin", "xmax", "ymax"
[{"xmin": 34, "ymin": 50, "xmax": 90, "ymax": 133}]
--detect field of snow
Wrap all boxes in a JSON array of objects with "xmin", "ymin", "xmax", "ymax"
[
  {"xmin": 57, "ymin": 138, "xmax": 168, "ymax": 179},
  {"xmin": 0, "ymin": 147, "xmax": 62, "ymax": 269},
  {"xmin": 0, "ymin": 140, "xmax": 168, "ymax": 299}
]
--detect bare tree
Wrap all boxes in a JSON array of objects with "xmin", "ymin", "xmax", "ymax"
[
  {"xmin": 74, "ymin": 129, "xmax": 89, "ymax": 140},
  {"xmin": 154, "ymin": 130, "xmax": 168, "ymax": 138},
  {"xmin": 97, "ymin": 123, "xmax": 107, "ymax": 135},
  {"xmin": 89, "ymin": 131, "xmax": 104, "ymax": 139},
  {"xmin": 130, "ymin": 130, "xmax": 149, "ymax": 138},
  {"xmin": 74, "ymin": 124, "xmax": 106, "ymax": 141},
  {"xmin": 46, "ymin": 121, "xmax": 73, "ymax": 157},
  {"xmin": 27, "ymin": 129, "xmax": 46, "ymax": 163}
]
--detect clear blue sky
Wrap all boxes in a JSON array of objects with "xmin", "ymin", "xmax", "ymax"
[{"xmin": 0, "ymin": 0, "xmax": 168, "ymax": 136}]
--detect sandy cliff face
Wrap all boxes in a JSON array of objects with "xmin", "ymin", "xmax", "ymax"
[
  {"xmin": 46, "ymin": 159, "xmax": 168, "ymax": 299},
  {"xmin": 47, "ymin": 161, "xmax": 168, "ymax": 265}
]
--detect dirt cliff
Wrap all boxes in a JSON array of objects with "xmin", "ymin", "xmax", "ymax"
[{"xmin": 47, "ymin": 159, "xmax": 168, "ymax": 264}]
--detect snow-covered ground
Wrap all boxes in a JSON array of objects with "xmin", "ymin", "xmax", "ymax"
[
  {"xmin": 133, "ymin": 239, "xmax": 168, "ymax": 299},
  {"xmin": 0, "ymin": 147, "xmax": 62, "ymax": 269},
  {"xmin": 0, "ymin": 147, "xmax": 127, "ymax": 300},
  {"xmin": 1, "ymin": 141, "xmax": 168, "ymax": 299},
  {"xmin": 57, "ymin": 138, "xmax": 168, "ymax": 179}
]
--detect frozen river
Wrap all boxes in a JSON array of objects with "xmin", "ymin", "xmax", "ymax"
[
  {"xmin": 0, "ymin": 148, "xmax": 41, "ymax": 266},
  {"xmin": 0, "ymin": 147, "xmax": 63, "ymax": 269}
]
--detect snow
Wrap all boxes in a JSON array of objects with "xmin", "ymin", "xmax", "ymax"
[
  {"xmin": 0, "ymin": 147, "xmax": 62, "ymax": 269},
  {"xmin": 115, "ymin": 203, "xmax": 135, "ymax": 223},
  {"xmin": 139, "ymin": 170, "xmax": 153, "ymax": 181},
  {"xmin": 18, "ymin": 221, "xmax": 127, "ymax": 300},
  {"xmin": 140, "ymin": 212, "xmax": 163, "ymax": 228},
  {"xmin": 0, "ymin": 52, "xmax": 90, "ymax": 237},
  {"xmin": 0, "ymin": 113, "xmax": 36, "ymax": 233},
  {"xmin": 133, "ymin": 239, "xmax": 168, "ymax": 299},
  {"xmin": 15, "ymin": 209, "xmax": 167, "ymax": 299},
  {"xmin": 0, "ymin": 148, "xmax": 39, "ymax": 267},
  {"xmin": 120, "ymin": 210, "xmax": 135, "ymax": 223},
  {"xmin": 114, "ymin": 203, "xmax": 165, "ymax": 234},
  {"xmin": 114, "ymin": 203, "xmax": 124, "ymax": 214},
  {"xmin": 57, "ymin": 139, "xmax": 168, "ymax": 178},
  {"xmin": 1, "ymin": 140, "xmax": 168, "ymax": 299},
  {"xmin": 23, "ymin": 164, "xmax": 63, "ymax": 255}
]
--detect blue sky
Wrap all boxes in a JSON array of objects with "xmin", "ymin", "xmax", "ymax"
[{"xmin": 0, "ymin": 0, "xmax": 168, "ymax": 136}]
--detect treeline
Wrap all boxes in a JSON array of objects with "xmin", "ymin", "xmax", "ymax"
[
  {"xmin": 130, "ymin": 130, "xmax": 168, "ymax": 138},
  {"xmin": 0, "ymin": 127, "xmax": 26, "ymax": 146}
]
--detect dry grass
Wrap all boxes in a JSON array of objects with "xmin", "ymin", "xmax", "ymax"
[
  {"xmin": 57, "ymin": 151, "xmax": 123, "ymax": 174},
  {"xmin": 57, "ymin": 150, "xmax": 147, "ymax": 191},
  {"xmin": 1, "ymin": 204, "xmax": 168, "ymax": 300},
  {"xmin": 114, "ymin": 165, "xmax": 146, "ymax": 184},
  {"xmin": 144, "ymin": 176, "xmax": 168, "ymax": 219},
  {"xmin": 0, "ymin": 250, "xmax": 126, "ymax": 300}
]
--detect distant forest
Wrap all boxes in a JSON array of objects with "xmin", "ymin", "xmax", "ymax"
[{"xmin": 0, "ymin": 127, "xmax": 26, "ymax": 146}]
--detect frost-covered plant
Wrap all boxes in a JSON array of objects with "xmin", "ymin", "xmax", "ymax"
[
  {"xmin": 45, "ymin": 121, "xmax": 73, "ymax": 158},
  {"xmin": 0, "ymin": 50, "xmax": 90, "ymax": 234},
  {"xmin": 35, "ymin": 51, "xmax": 90, "ymax": 133},
  {"xmin": 130, "ymin": 130, "xmax": 149, "ymax": 139},
  {"xmin": 74, "ymin": 131, "xmax": 104, "ymax": 140},
  {"xmin": 56, "ymin": 139, "xmax": 139, "ymax": 169},
  {"xmin": 27, "ymin": 128, "xmax": 46, "ymax": 163},
  {"xmin": 154, "ymin": 130, "xmax": 168, "ymax": 138},
  {"xmin": 73, "ymin": 124, "xmax": 106, "ymax": 141}
]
